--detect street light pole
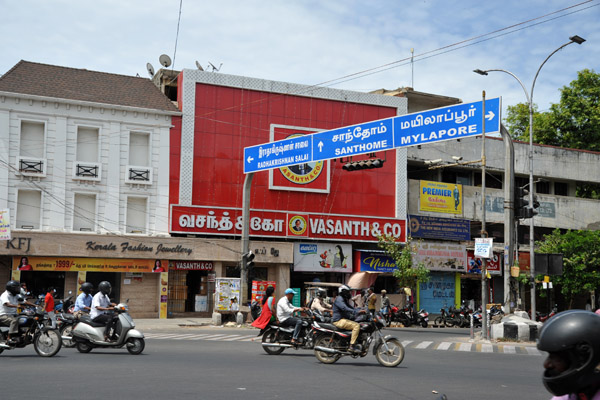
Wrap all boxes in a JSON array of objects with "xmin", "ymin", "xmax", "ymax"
[{"xmin": 474, "ymin": 35, "xmax": 585, "ymax": 318}]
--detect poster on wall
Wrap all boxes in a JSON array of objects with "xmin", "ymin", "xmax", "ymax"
[
  {"xmin": 215, "ymin": 278, "xmax": 241, "ymax": 312},
  {"xmin": 293, "ymin": 243, "xmax": 352, "ymax": 273},
  {"xmin": 77, "ymin": 271, "xmax": 87, "ymax": 295},
  {"xmin": 412, "ymin": 241, "xmax": 467, "ymax": 272},
  {"xmin": 159, "ymin": 272, "xmax": 168, "ymax": 319},
  {"xmin": 12, "ymin": 256, "xmax": 168, "ymax": 273},
  {"xmin": 419, "ymin": 180, "xmax": 462, "ymax": 214},
  {"xmin": 251, "ymin": 280, "xmax": 277, "ymax": 303},
  {"xmin": 0, "ymin": 209, "xmax": 11, "ymax": 240},
  {"xmin": 467, "ymin": 250, "xmax": 501, "ymax": 275}
]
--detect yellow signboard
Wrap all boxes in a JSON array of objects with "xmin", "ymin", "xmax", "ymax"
[
  {"xmin": 159, "ymin": 272, "xmax": 168, "ymax": 319},
  {"xmin": 419, "ymin": 180, "xmax": 462, "ymax": 214},
  {"xmin": 12, "ymin": 256, "xmax": 168, "ymax": 273}
]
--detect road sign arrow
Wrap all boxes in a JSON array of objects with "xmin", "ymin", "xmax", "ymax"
[
  {"xmin": 485, "ymin": 111, "xmax": 495, "ymax": 121},
  {"xmin": 318, "ymin": 141, "xmax": 324, "ymax": 152},
  {"xmin": 247, "ymin": 156, "xmax": 254, "ymax": 163}
]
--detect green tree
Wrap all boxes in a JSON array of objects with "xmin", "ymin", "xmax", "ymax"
[
  {"xmin": 377, "ymin": 235, "xmax": 429, "ymax": 289},
  {"xmin": 505, "ymin": 69, "xmax": 600, "ymax": 150},
  {"xmin": 536, "ymin": 229, "xmax": 600, "ymax": 308}
]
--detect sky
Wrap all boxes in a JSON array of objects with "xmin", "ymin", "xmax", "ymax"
[{"xmin": 1, "ymin": 0, "xmax": 598, "ymax": 117}]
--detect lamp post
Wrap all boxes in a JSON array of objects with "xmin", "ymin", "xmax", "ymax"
[{"xmin": 474, "ymin": 35, "xmax": 585, "ymax": 319}]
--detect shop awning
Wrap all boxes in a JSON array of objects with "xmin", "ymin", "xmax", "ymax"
[{"xmin": 346, "ymin": 272, "xmax": 379, "ymax": 289}]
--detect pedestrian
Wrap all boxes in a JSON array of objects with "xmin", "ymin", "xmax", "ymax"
[
  {"xmin": 380, "ymin": 290, "xmax": 390, "ymax": 315},
  {"xmin": 43, "ymin": 287, "xmax": 57, "ymax": 328},
  {"xmin": 537, "ymin": 310, "xmax": 600, "ymax": 400},
  {"xmin": 366, "ymin": 287, "xmax": 377, "ymax": 316},
  {"xmin": 351, "ymin": 289, "xmax": 365, "ymax": 308}
]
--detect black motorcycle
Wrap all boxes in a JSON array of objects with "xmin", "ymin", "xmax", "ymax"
[
  {"xmin": 312, "ymin": 312, "xmax": 405, "ymax": 367},
  {"xmin": 56, "ymin": 294, "xmax": 77, "ymax": 348},
  {"xmin": 259, "ymin": 309, "xmax": 320, "ymax": 354},
  {"xmin": 0, "ymin": 299, "xmax": 62, "ymax": 357},
  {"xmin": 396, "ymin": 303, "xmax": 429, "ymax": 328}
]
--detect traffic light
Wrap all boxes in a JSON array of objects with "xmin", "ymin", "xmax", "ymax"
[
  {"xmin": 342, "ymin": 158, "xmax": 385, "ymax": 171},
  {"xmin": 245, "ymin": 250, "xmax": 255, "ymax": 273},
  {"xmin": 514, "ymin": 187, "xmax": 539, "ymax": 219}
]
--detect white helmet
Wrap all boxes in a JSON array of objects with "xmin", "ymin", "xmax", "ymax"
[{"xmin": 338, "ymin": 284, "xmax": 351, "ymax": 299}]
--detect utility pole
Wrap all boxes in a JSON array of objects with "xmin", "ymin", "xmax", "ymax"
[
  {"xmin": 240, "ymin": 172, "xmax": 254, "ymax": 309},
  {"xmin": 500, "ymin": 125, "xmax": 515, "ymax": 314},
  {"xmin": 480, "ymin": 91, "xmax": 489, "ymax": 340}
]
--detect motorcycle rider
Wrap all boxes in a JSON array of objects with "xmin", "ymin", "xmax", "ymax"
[
  {"xmin": 90, "ymin": 281, "xmax": 117, "ymax": 341},
  {"xmin": 537, "ymin": 310, "xmax": 600, "ymax": 400},
  {"xmin": 332, "ymin": 284, "xmax": 366, "ymax": 353},
  {"xmin": 0, "ymin": 280, "xmax": 37, "ymax": 344},
  {"xmin": 311, "ymin": 288, "xmax": 332, "ymax": 316},
  {"xmin": 73, "ymin": 282, "xmax": 93, "ymax": 318},
  {"xmin": 276, "ymin": 288, "xmax": 305, "ymax": 345}
]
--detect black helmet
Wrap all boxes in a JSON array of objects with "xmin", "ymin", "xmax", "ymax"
[
  {"xmin": 317, "ymin": 288, "xmax": 327, "ymax": 298},
  {"xmin": 537, "ymin": 310, "xmax": 600, "ymax": 396},
  {"xmin": 98, "ymin": 281, "xmax": 112, "ymax": 296},
  {"xmin": 5, "ymin": 280, "xmax": 21, "ymax": 296},
  {"xmin": 338, "ymin": 284, "xmax": 351, "ymax": 300},
  {"xmin": 80, "ymin": 282, "xmax": 93, "ymax": 295}
]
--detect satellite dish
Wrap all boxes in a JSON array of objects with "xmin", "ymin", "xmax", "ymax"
[
  {"xmin": 208, "ymin": 62, "xmax": 222, "ymax": 72},
  {"xmin": 159, "ymin": 54, "xmax": 172, "ymax": 68},
  {"xmin": 146, "ymin": 63, "xmax": 155, "ymax": 77},
  {"xmin": 195, "ymin": 61, "xmax": 204, "ymax": 71}
]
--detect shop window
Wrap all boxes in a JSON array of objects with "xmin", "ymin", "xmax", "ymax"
[
  {"xmin": 126, "ymin": 196, "xmax": 147, "ymax": 234},
  {"xmin": 73, "ymin": 193, "xmax": 96, "ymax": 232},
  {"xmin": 19, "ymin": 271, "xmax": 65, "ymax": 299},
  {"xmin": 20, "ymin": 120, "xmax": 45, "ymax": 159},
  {"xmin": 17, "ymin": 189, "xmax": 42, "ymax": 229},
  {"xmin": 473, "ymin": 172, "xmax": 502, "ymax": 189},
  {"xmin": 554, "ymin": 181, "xmax": 569, "ymax": 196}
]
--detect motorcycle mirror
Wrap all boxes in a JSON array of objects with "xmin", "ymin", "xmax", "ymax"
[{"xmin": 68, "ymin": 290, "xmax": 73, "ymax": 295}]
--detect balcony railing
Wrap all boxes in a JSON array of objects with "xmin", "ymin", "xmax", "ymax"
[
  {"xmin": 125, "ymin": 165, "xmax": 153, "ymax": 184},
  {"xmin": 73, "ymin": 161, "xmax": 101, "ymax": 181},
  {"xmin": 17, "ymin": 156, "xmax": 46, "ymax": 177}
]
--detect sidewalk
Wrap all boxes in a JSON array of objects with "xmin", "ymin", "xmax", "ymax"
[{"xmin": 134, "ymin": 317, "xmax": 247, "ymax": 331}]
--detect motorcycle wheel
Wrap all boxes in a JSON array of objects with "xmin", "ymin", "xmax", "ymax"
[
  {"xmin": 421, "ymin": 320, "xmax": 428, "ymax": 328},
  {"xmin": 445, "ymin": 318, "xmax": 455, "ymax": 328},
  {"xmin": 126, "ymin": 338, "xmax": 145, "ymax": 355},
  {"xmin": 375, "ymin": 338, "xmax": 405, "ymax": 367},
  {"xmin": 434, "ymin": 317, "xmax": 444, "ymax": 326},
  {"xmin": 34, "ymin": 329, "xmax": 62, "ymax": 357},
  {"xmin": 76, "ymin": 342, "xmax": 93, "ymax": 353},
  {"xmin": 60, "ymin": 324, "xmax": 76, "ymax": 348},
  {"xmin": 314, "ymin": 335, "xmax": 341, "ymax": 364},
  {"xmin": 262, "ymin": 329, "xmax": 285, "ymax": 355}
]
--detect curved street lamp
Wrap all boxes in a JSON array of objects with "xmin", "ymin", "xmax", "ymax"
[{"xmin": 474, "ymin": 35, "xmax": 585, "ymax": 319}]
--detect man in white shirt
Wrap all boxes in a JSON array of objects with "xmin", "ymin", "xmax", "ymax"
[
  {"xmin": 276, "ymin": 288, "xmax": 304, "ymax": 344},
  {"xmin": 0, "ymin": 280, "xmax": 36, "ymax": 344},
  {"xmin": 91, "ymin": 281, "xmax": 116, "ymax": 341}
]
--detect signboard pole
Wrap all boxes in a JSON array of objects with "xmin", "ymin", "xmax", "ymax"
[
  {"xmin": 240, "ymin": 172, "xmax": 254, "ymax": 311},
  {"xmin": 480, "ymin": 91, "xmax": 489, "ymax": 340}
]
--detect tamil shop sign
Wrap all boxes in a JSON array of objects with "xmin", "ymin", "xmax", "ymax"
[
  {"xmin": 171, "ymin": 205, "xmax": 406, "ymax": 243},
  {"xmin": 412, "ymin": 241, "xmax": 467, "ymax": 272},
  {"xmin": 408, "ymin": 215, "xmax": 470, "ymax": 241},
  {"xmin": 12, "ymin": 256, "xmax": 168, "ymax": 273}
]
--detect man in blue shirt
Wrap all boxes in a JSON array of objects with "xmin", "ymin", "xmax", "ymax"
[
  {"xmin": 73, "ymin": 282, "xmax": 93, "ymax": 318},
  {"xmin": 332, "ymin": 285, "xmax": 366, "ymax": 353}
]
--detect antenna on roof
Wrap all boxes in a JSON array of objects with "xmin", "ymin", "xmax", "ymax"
[
  {"xmin": 146, "ymin": 63, "xmax": 155, "ymax": 78},
  {"xmin": 159, "ymin": 54, "xmax": 172, "ymax": 68},
  {"xmin": 195, "ymin": 61, "xmax": 204, "ymax": 71},
  {"xmin": 208, "ymin": 62, "xmax": 222, "ymax": 72}
]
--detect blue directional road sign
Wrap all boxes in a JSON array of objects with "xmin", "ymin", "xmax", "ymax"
[{"xmin": 243, "ymin": 97, "xmax": 501, "ymax": 173}]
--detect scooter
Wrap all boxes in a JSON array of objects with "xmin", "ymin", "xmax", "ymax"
[{"xmin": 71, "ymin": 301, "xmax": 145, "ymax": 355}]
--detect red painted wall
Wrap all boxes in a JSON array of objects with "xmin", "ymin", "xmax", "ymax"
[{"xmin": 170, "ymin": 80, "xmax": 399, "ymax": 218}]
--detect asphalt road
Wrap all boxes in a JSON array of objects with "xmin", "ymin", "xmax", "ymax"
[{"xmin": 0, "ymin": 327, "xmax": 550, "ymax": 400}]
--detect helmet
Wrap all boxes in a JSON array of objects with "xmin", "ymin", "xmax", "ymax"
[
  {"xmin": 537, "ymin": 310, "xmax": 600, "ymax": 396},
  {"xmin": 284, "ymin": 288, "xmax": 295, "ymax": 295},
  {"xmin": 316, "ymin": 288, "xmax": 327, "ymax": 298},
  {"xmin": 15, "ymin": 294, "xmax": 25, "ymax": 303},
  {"xmin": 80, "ymin": 282, "xmax": 93, "ymax": 295},
  {"xmin": 98, "ymin": 281, "xmax": 112, "ymax": 296},
  {"xmin": 381, "ymin": 290, "xmax": 387, "ymax": 295},
  {"xmin": 338, "ymin": 284, "xmax": 351, "ymax": 300},
  {"xmin": 5, "ymin": 280, "xmax": 21, "ymax": 296}
]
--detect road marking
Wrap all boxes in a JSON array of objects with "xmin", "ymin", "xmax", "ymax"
[
  {"xmin": 401, "ymin": 340, "xmax": 413, "ymax": 347},
  {"xmin": 226, "ymin": 335, "xmax": 256, "ymax": 341},
  {"xmin": 457, "ymin": 343, "xmax": 472, "ymax": 352},
  {"xmin": 191, "ymin": 334, "xmax": 230, "ymax": 340},
  {"xmin": 525, "ymin": 347, "xmax": 541, "ymax": 355},
  {"xmin": 436, "ymin": 342, "xmax": 452, "ymax": 350},
  {"xmin": 481, "ymin": 344, "xmax": 493, "ymax": 353},
  {"xmin": 206, "ymin": 335, "xmax": 242, "ymax": 341},
  {"xmin": 415, "ymin": 341, "xmax": 433, "ymax": 349},
  {"xmin": 147, "ymin": 333, "xmax": 199, "ymax": 339},
  {"xmin": 503, "ymin": 345, "xmax": 516, "ymax": 354}
]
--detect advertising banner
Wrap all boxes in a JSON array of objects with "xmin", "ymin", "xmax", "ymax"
[
  {"xmin": 408, "ymin": 214, "xmax": 470, "ymax": 241},
  {"xmin": 159, "ymin": 272, "xmax": 168, "ymax": 319},
  {"xmin": 467, "ymin": 250, "xmax": 501, "ymax": 275},
  {"xmin": 0, "ymin": 209, "xmax": 11, "ymax": 240},
  {"xmin": 12, "ymin": 256, "xmax": 168, "ymax": 273},
  {"xmin": 251, "ymin": 280, "xmax": 277, "ymax": 303},
  {"xmin": 419, "ymin": 181, "xmax": 462, "ymax": 214},
  {"xmin": 215, "ymin": 278, "xmax": 241, "ymax": 312},
  {"xmin": 293, "ymin": 243, "xmax": 352, "ymax": 273},
  {"xmin": 172, "ymin": 205, "xmax": 406, "ymax": 243},
  {"xmin": 474, "ymin": 238, "xmax": 493, "ymax": 258},
  {"xmin": 413, "ymin": 241, "xmax": 467, "ymax": 272},
  {"xmin": 356, "ymin": 250, "xmax": 397, "ymax": 273},
  {"xmin": 77, "ymin": 271, "xmax": 87, "ymax": 294}
]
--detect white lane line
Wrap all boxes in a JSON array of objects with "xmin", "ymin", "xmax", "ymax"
[
  {"xmin": 457, "ymin": 343, "xmax": 472, "ymax": 352},
  {"xmin": 223, "ymin": 335, "xmax": 256, "ymax": 341},
  {"xmin": 436, "ymin": 342, "xmax": 452, "ymax": 351},
  {"xmin": 503, "ymin": 345, "xmax": 516, "ymax": 354},
  {"xmin": 190, "ymin": 334, "xmax": 230, "ymax": 340},
  {"xmin": 241, "ymin": 336, "xmax": 259, "ymax": 341},
  {"xmin": 205, "ymin": 335, "xmax": 242, "ymax": 341},
  {"xmin": 525, "ymin": 347, "xmax": 541, "ymax": 356},
  {"xmin": 401, "ymin": 340, "xmax": 413, "ymax": 347},
  {"xmin": 481, "ymin": 344, "xmax": 493, "ymax": 353},
  {"xmin": 415, "ymin": 341, "xmax": 433, "ymax": 349},
  {"xmin": 146, "ymin": 333, "xmax": 199, "ymax": 339}
]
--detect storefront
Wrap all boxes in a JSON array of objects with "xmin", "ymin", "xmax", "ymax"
[{"xmin": 0, "ymin": 232, "xmax": 293, "ymax": 318}]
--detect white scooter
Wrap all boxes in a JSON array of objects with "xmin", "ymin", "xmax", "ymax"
[{"xmin": 71, "ymin": 302, "xmax": 145, "ymax": 355}]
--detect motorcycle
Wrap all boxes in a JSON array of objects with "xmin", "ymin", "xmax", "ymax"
[
  {"xmin": 313, "ymin": 312, "xmax": 405, "ymax": 367},
  {"xmin": 397, "ymin": 303, "xmax": 429, "ymax": 328},
  {"xmin": 56, "ymin": 291, "xmax": 77, "ymax": 348},
  {"xmin": 0, "ymin": 297, "xmax": 62, "ymax": 357},
  {"xmin": 71, "ymin": 301, "xmax": 145, "ymax": 355},
  {"xmin": 260, "ymin": 309, "xmax": 322, "ymax": 354},
  {"xmin": 536, "ymin": 305, "xmax": 558, "ymax": 323}
]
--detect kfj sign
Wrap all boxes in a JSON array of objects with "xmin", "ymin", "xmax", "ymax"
[{"xmin": 244, "ymin": 97, "xmax": 501, "ymax": 173}]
